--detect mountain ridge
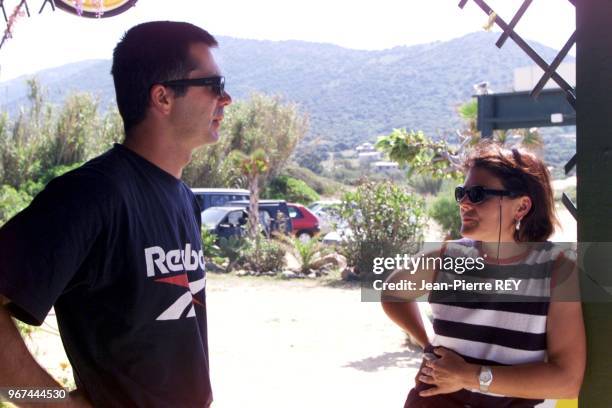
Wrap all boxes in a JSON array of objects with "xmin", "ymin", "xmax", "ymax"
[{"xmin": 0, "ymin": 31, "xmax": 572, "ymax": 148}]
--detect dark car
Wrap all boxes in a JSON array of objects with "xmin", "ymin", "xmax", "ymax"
[
  {"xmin": 226, "ymin": 200, "xmax": 293, "ymax": 234},
  {"xmin": 192, "ymin": 188, "xmax": 250, "ymax": 211},
  {"xmin": 287, "ymin": 203, "xmax": 320, "ymax": 241},
  {"xmin": 201, "ymin": 206, "xmax": 272, "ymax": 239}
]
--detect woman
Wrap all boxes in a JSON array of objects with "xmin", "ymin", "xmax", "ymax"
[{"xmin": 382, "ymin": 143, "xmax": 585, "ymax": 407}]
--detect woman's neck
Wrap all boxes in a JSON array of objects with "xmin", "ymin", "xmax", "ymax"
[{"xmin": 479, "ymin": 240, "xmax": 531, "ymax": 262}]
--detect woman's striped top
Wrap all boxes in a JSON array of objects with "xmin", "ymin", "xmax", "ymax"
[{"xmin": 427, "ymin": 239, "xmax": 568, "ymax": 407}]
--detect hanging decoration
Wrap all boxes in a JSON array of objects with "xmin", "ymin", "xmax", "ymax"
[
  {"xmin": 54, "ymin": 0, "xmax": 137, "ymax": 18},
  {"xmin": 0, "ymin": 0, "xmax": 28, "ymax": 50},
  {"xmin": 0, "ymin": 0, "xmax": 137, "ymax": 52}
]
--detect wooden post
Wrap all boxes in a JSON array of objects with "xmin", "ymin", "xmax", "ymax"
[{"xmin": 576, "ymin": 1, "xmax": 612, "ymax": 406}]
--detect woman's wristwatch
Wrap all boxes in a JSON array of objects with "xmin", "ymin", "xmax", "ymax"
[{"xmin": 479, "ymin": 366, "xmax": 493, "ymax": 392}]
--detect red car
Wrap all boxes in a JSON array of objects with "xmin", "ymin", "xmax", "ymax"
[{"xmin": 287, "ymin": 203, "xmax": 320, "ymax": 241}]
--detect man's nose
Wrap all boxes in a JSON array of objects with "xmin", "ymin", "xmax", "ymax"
[
  {"xmin": 219, "ymin": 90, "xmax": 232, "ymax": 105},
  {"xmin": 458, "ymin": 195, "xmax": 474, "ymax": 209}
]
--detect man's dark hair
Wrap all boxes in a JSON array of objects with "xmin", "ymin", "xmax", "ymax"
[{"xmin": 111, "ymin": 21, "xmax": 218, "ymax": 134}]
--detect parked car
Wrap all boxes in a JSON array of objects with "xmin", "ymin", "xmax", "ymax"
[
  {"xmin": 311, "ymin": 202, "xmax": 344, "ymax": 235},
  {"xmin": 201, "ymin": 206, "xmax": 272, "ymax": 239},
  {"xmin": 226, "ymin": 200, "xmax": 293, "ymax": 234},
  {"xmin": 308, "ymin": 199, "xmax": 341, "ymax": 214},
  {"xmin": 191, "ymin": 188, "xmax": 249, "ymax": 211},
  {"xmin": 321, "ymin": 227, "xmax": 353, "ymax": 245},
  {"xmin": 287, "ymin": 203, "xmax": 320, "ymax": 241}
]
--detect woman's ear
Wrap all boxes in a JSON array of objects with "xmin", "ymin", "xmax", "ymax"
[{"xmin": 516, "ymin": 196, "xmax": 532, "ymax": 220}]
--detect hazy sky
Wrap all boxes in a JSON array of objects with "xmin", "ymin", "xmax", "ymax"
[{"xmin": 0, "ymin": 0, "xmax": 575, "ymax": 82}]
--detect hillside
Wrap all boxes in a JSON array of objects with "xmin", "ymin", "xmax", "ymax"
[{"xmin": 0, "ymin": 31, "xmax": 571, "ymax": 150}]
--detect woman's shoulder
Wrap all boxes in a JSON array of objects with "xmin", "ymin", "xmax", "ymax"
[
  {"xmin": 438, "ymin": 238, "xmax": 481, "ymax": 258},
  {"xmin": 526, "ymin": 241, "xmax": 576, "ymax": 265}
]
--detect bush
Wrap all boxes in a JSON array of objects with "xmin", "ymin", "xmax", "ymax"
[
  {"xmin": 408, "ymin": 174, "xmax": 443, "ymax": 195},
  {"xmin": 0, "ymin": 185, "xmax": 32, "ymax": 226},
  {"xmin": 237, "ymin": 237, "xmax": 285, "ymax": 273},
  {"xmin": 264, "ymin": 175, "xmax": 320, "ymax": 204},
  {"xmin": 217, "ymin": 235, "xmax": 249, "ymax": 268},
  {"xmin": 339, "ymin": 180, "xmax": 426, "ymax": 280},
  {"xmin": 283, "ymin": 164, "xmax": 345, "ymax": 196},
  {"xmin": 292, "ymin": 237, "xmax": 330, "ymax": 274},
  {"xmin": 429, "ymin": 189, "xmax": 462, "ymax": 239},
  {"xmin": 200, "ymin": 228, "xmax": 221, "ymax": 259}
]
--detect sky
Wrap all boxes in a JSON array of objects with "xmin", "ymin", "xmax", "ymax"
[{"xmin": 0, "ymin": 0, "xmax": 575, "ymax": 82}]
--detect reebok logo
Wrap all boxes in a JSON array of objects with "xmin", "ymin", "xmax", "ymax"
[{"xmin": 144, "ymin": 244, "xmax": 205, "ymax": 277}]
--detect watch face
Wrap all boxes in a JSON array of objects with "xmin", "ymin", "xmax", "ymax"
[{"xmin": 481, "ymin": 372, "xmax": 492, "ymax": 382}]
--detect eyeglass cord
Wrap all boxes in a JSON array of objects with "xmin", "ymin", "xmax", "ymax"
[{"xmin": 497, "ymin": 197, "xmax": 502, "ymax": 265}]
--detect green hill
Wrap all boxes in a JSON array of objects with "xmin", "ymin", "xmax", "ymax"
[{"xmin": 0, "ymin": 31, "xmax": 571, "ymax": 152}]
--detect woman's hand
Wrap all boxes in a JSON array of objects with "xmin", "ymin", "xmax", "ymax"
[{"xmin": 418, "ymin": 347, "xmax": 479, "ymax": 397}]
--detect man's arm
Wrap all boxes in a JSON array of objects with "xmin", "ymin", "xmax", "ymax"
[{"xmin": 0, "ymin": 295, "xmax": 91, "ymax": 407}]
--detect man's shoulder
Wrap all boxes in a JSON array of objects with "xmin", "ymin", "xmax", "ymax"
[{"xmin": 44, "ymin": 148, "xmax": 123, "ymax": 201}]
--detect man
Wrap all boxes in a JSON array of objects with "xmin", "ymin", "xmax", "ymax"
[{"xmin": 0, "ymin": 21, "xmax": 231, "ymax": 407}]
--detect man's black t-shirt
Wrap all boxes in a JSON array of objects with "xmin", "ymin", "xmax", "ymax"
[{"xmin": 0, "ymin": 144, "xmax": 212, "ymax": 407}]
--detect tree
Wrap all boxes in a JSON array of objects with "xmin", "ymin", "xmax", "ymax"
[
  {"xmin": 227, "ymin": 149, "xmax": 269, "ymax": 240},
  {"xmin": 457, "ymin": 99, "xmax": 543, "ymax": 150},
  {"xmin": 182, "ymin": 93, "xmax": 308, "ymax": 188},
  {"xmin": 375, "ymin": 99, "xmax": 545, "ymax": 181},
  {"xmin": 0, "ymin": 79, "xmax": 122, "ymax": 190},
  {"xmin": 375, "ymin": 129, "xmax": 463, "ymax": 180}
]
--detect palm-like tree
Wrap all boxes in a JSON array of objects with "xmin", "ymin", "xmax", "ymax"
[
  {"xmin": 227, "ymin": 148, "xmax": 269, "ymax": 240},
  {"xmin": 456, "ymin": 100, "xmax": 543, "ymax": 150}
]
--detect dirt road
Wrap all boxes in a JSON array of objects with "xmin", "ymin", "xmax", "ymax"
[{"xmin": 206, "ymin": 275, "xmax": 419, "ymax": 407}]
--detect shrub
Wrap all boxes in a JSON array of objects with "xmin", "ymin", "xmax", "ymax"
[
  {"xmin": 408, "ymin": 174, "xmax": 443, "ymax": 195},
  {"xmin": 0, "ymin": 185, "xmax": 32, "ymax": 226},
  {"xmin": 283, "ymin": 164, "xmax": 345, "ymax": 196},
  {"xmin": 292, "ymin": 237, "xmax": 330, "ymax": 274},
  {"xmin": 217, "ymin": 235, "xmax": 249, "ymax": 268},
  {"xmin": 237, "ymin": 237, "xmax": 285, "ymax": 273},
  {"xmin": 200, "ymin": 228, "xmax": 221, "ymax": 259},
  {"xmin": 339, "ymin": 180, "xmax": 426, "ymax": 280},
  {"xmin": 429, "ymin": 189, "xmax": 462, "ymax": 239},
  {"xmin": 264, "ymin": 175, "xmax": 320, "ymax": 204}
]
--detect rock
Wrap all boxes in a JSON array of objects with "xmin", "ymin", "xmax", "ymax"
[
  {"xmin": 310, "ymin": 253, "xmax": 348, "ymax": 271},
  {"xmin": 281, "ymin": 270, "xmax": 298, "ymax": 279},
  {"xmin": 235, "ymin": 270, "xmax": 249, "ymax": 277},
  {"xmin": 206, "ymin": 261, "xmax": 226, "ymax": 273},
  {"xmin": 341, "ymin": 267, "xmax": 360, "ymax": 281},
  {"xmin": 307, "ymin": 272, "xmax": 317, "ymax": 279},
  {"xmin": 283, "ymin": 252, "xmax": 301, "ymax": 272},
  {"xmin": 319, "ymin": 266, "xmax": 331, "ymax": 275}
]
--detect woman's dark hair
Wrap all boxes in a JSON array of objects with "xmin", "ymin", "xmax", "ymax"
[
  {"xmin": 111, "ymin": 21, "xmax": 218, "ymax": 134},
  {"xmin": 464, "ymin": 142, "xmax": 559, "ymax": 242}
]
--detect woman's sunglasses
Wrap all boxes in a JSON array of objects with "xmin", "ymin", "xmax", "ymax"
[{"xmin": 454, "ymin": 185, "xmax": 521, "ymax": 204}]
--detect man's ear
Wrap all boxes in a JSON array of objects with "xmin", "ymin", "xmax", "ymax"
[{"xmin": 149, "ymin": 84, "xmax": 174, "ymax": 115}]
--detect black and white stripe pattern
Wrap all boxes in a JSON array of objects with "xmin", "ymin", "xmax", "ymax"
[{"xmin": 427, "ymin": 240, "xmax": 562, "ymax": 404}]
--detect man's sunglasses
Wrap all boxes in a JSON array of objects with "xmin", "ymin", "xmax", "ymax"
[
  {"xmin": 160, "ymin": 76, "xmax": 225, "ymax": 97},
  {"xmin": 454, "ymin": 185, "xmax": 521, "ymax": 204}
]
